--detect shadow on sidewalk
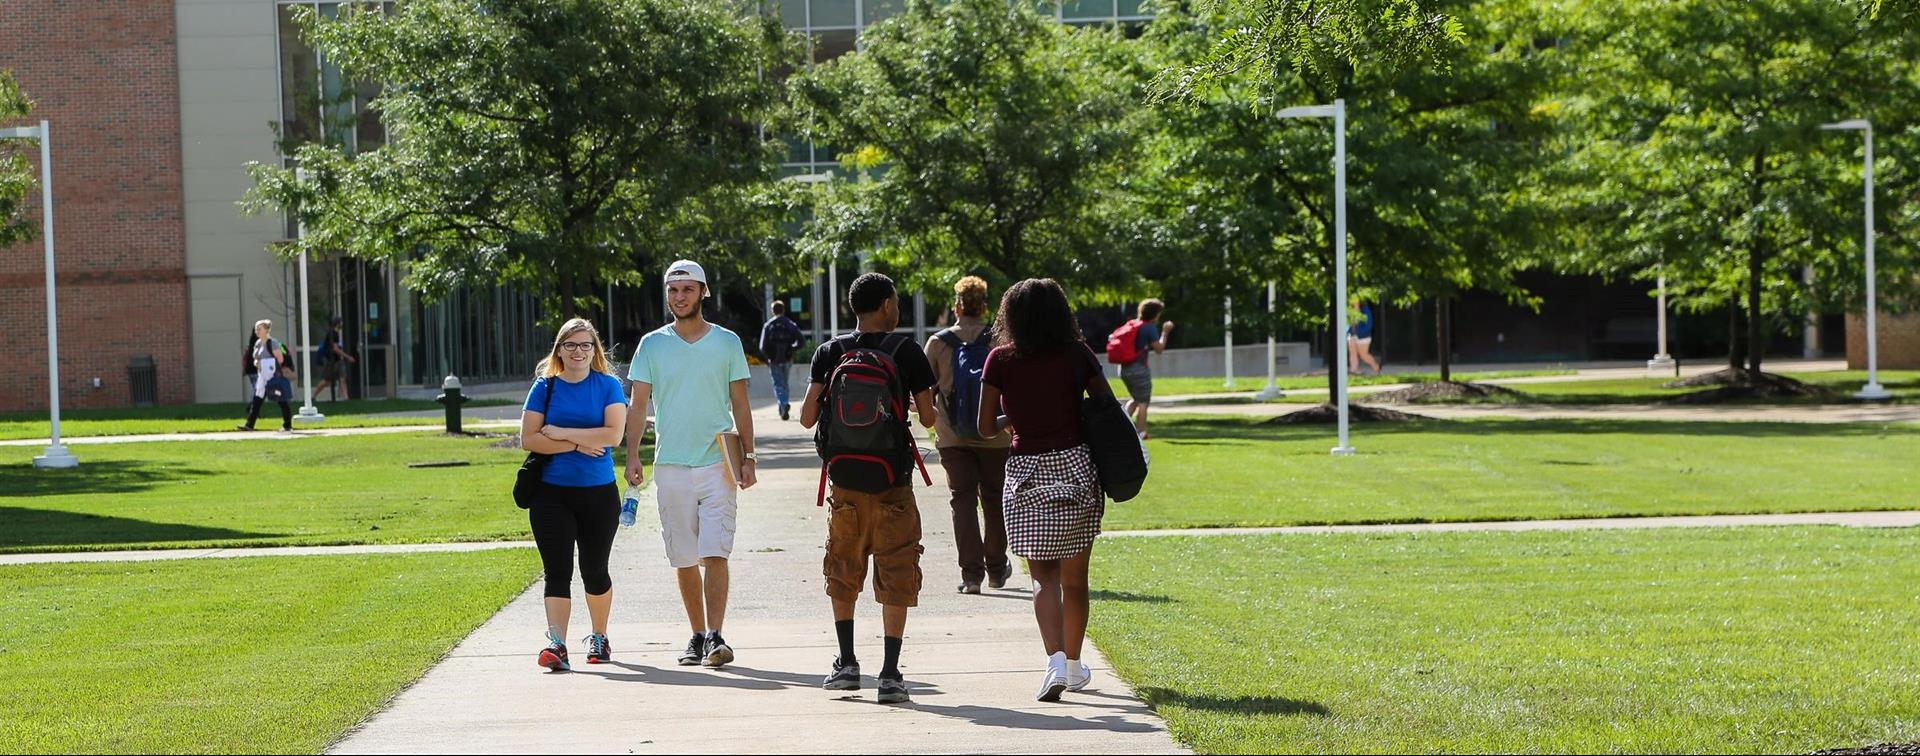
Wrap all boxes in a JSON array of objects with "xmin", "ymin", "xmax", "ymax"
[{"xmin": 896, "ymin": 701, "xmax": 1163, "ymax": 733}]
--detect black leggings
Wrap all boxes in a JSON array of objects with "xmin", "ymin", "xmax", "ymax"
[
  {"xmin": 529, "ymin": 482, "xmax": 620, "ymax": 599},
  {"xmin": 245, "ymin": 397, "xmax": 292, "ymax": 430}
]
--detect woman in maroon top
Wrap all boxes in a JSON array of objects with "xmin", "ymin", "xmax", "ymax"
[{"xmin": 977, "ymin": 278, "xmax": 1108, "ymax": 703}]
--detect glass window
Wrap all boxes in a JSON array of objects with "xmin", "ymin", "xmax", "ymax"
[
  {"xmin": 1062, "ymin": 0, "xmax": 1114, "ymax": 20},
  {"xmin": 774, "ymin": 0, "xmax": 806, "ymax": 28},
  {"xmin": 277, "ymin": 5, "xmax": 320, "ymax": 147},
  {"xmin": 864, "ymin": 0, "xmax": 906, "ymax": 25},
  {"xmin": 813, "ymin": 28, "xmax": 857, "ymax": 63},
  {"xmin": 1117, "ymin": 0, "xmax": 1148, "ymax": 17},
  {"xmin": 811, "ymin": 0, "xmax": 856, "ymax": 27}
]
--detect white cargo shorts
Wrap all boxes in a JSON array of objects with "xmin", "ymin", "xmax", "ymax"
[{"xmin": 654, "ymin": 463, "xmax": 738, "ymax": 568}]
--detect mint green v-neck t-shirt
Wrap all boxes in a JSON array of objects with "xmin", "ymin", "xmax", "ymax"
[{"xmin": 629, "ymin": 323, "xmax": 751, "ymax": 468}]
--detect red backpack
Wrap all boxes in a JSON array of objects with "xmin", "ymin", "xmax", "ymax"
[{"xmin": 1105, "ymin": 319, "xmax": 1146, "ymax": 366}]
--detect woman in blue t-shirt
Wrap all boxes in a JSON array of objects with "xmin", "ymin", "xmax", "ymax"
[
  {"xmin": 1347, "ymin": 299, "xmax": 1382, "ymax": 376},
  {"xmin": 521, "ymin": 318, "xmax": 631, "ymax": 671}
]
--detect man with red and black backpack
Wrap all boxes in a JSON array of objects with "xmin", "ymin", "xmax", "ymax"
[{"xmin": 799, "ymin": 272, "xmax": 936, "ymax": 705}]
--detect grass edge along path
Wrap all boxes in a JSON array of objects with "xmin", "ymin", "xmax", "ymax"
[
  {"xmin": 1090, "ymin": 526, "xmax": 1920, "ymax": 754},
  {"xmin": 1107, "ymin": 415, "xmax": 1920, "ymax": 531},
  {"xmin": 0, "ymin": 549, "xmax": 539, "ymax": 754}
]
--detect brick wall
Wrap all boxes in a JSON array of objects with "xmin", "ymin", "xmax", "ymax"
[
  {"xmin": 1846, "ymin": 312, "xmax": 1920, "ymax": 370},
  {"xmin": 0, "ymin": 0, "xmax": 191, "ymax": 411}
]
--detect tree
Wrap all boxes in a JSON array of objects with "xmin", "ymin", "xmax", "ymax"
[
  {"xmin": 244, "ymin": 0, "xmax": 793, "ymax": 320},
  {"xmin": 0, "ymin": 69, "xmax": 33, "ymax": 247},
  {"xmin": 1557, "ymin": 0, "xmax": 1920, "ymax": 381},
  {"xmin": 1138, "ymin": 0, "xmax": 1561, "ymax": 398},
  {"xmin": 1155, "ymin": 0, "xmax": 1465, "ymax": 100},
  {"xmin": 786, "ymin": 0, "xmax": 1151, "ymax": 300}
]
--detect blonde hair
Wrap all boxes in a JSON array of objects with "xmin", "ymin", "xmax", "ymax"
[
  {"xmin": 538, "ymin": 318, "xmax": 614, "ymax": 379},
  {"xmin": 955, "ymin": 276, "xmax": 989, "ymax": 318},
  {"xmin": 254, "ymin": 319, "xmax": 273, "ymax": 334}
]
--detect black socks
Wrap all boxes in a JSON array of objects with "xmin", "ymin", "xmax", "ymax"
[
  {"xmin": 836, "ymin": 620, "xmax": 856, "ymax": 665},
  {"xmin": 881, "ymin": 635, "xmax": 903, "ymax": 680}
]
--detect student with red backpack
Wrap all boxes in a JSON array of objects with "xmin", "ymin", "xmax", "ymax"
[
  {"xmin": 1105, "ymin": 299, "xmax": 1173, "ymax": 439},
  {"xmin": 799, "ymin": 272, "xmax": 937, "ymax": 705},
  {"xmin": 925, "ymin": 276, "xmax": 1013, "ymax": 596}
]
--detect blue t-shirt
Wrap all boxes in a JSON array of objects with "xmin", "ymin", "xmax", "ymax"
[
  {"xmin": 1350, "ymin": 305, "xmax": 1375, "ymax": 340},
  {"xmin": 1130, "ymin": 322, "xmax": 1161, "ymax": 370},
  {"xmin": 629, "ymin": 324, "xmax": 751, "ymax": 468},
  {"xmin": 523, "ymin": 372, "xmax": 628, "ymax": 487}
]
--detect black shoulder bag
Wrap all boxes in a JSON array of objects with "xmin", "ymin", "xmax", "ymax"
[
  {"xmin": 1072, "ymin": 346, "xmax": 1149, "ymax": 502},
  {"xmin": 513, "ymin": 377, "xmax": 558, "ymax": 509}
]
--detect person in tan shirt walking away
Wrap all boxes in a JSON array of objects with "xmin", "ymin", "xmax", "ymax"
[{"xmin": 925, "ymin": 276, "xmax": 1014, "ymax": 595}]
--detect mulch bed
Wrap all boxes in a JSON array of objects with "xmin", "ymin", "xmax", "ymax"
[
  {"xmin": 1367, "ymin": 380, "xmax": 1529, "ymax": 404},
  {"xmin": 1813, "ymin": 743, "xmax": 1920, "ymax": 755},
  {"xmin": 1661, "ymin": 369, "xmax": 1835, "ymax": 404},
  {"xmin": 1266, "ymin": 402, "xmax": 1428, "ymax": 425}
]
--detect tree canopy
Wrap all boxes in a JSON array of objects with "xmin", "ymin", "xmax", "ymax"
[
  {"xmin": 244, "ymin": 0, "xmax": 795, "ymax": 319},
  {"xmin": 0, "ymin": 69, "xmax": 33, "ymax": 248}
]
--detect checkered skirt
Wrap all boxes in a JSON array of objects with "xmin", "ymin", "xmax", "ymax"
[{"xmin": 1003, "ymin": 445, "xmax": 1104, "ymax": 560}]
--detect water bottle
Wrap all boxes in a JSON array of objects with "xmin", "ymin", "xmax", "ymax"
[{"xmin": 620, "ymin": 484, "xmax": 642, "ymax": 528}]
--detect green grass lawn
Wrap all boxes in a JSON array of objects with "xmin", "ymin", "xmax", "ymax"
[
  {"xmin": 0, "ymin": 432, "xmax": 604, "ymax": 553},
  {"xmin": 1388, "ymin": 370, "xmax": 1920, "ymax": 406},
  {"xmin": 1112, "ymin": 415, "xmax": 1920, "ymax": 530},
  {"xmin": 1119, "ymin": 370, "xmax": 1575, "ymax": 398},
  {"xmin": 1090, "ymin": 526, "xmax": 1920, "ymax": 754},
  {"xmin": 0, "ymin": 550, "xmax": 536, "ymax": 753},
  {"xmin": 0, "ymin": 398, "xmax": 516, "ymax": 441}
]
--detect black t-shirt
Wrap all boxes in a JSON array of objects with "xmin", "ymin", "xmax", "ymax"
[
  {"xmin": 808, "ymin": 332, "xmax": 936, "ymax": 395},
  {"xmin": 809, "ymin": 331, "xmax": 937, "ymax": 490}
]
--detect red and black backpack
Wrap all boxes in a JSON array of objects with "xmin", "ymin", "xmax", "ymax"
[{"xmin": 814, "ymin": 332, "xmax": 931, "ymax": 505}]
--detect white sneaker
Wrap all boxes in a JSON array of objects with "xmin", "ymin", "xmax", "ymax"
[
  {"xmin": 1066, "ymin": 659, "xmax": 1094, "ymax": 692},
  {"xmin": 1036, "ymin": 652, "xmax": 1067, "ymax": 702}
]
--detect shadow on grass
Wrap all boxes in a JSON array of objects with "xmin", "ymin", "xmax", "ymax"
[
  {"xmin": 1090, "ymin": 590, "xmax": 1177, "ymax": 605},
  {"xmin": 1139, "ymin": 687, "xmax": 1331, "ymax": 717},
  {"xmin": 1157, "ymin": 415, "xmax": 1917, "ymax": 440},
  {"xmin": 0, "ymin": 460, "xmax": 215, "ymax": 497},
  {"xmin": 0, "ymin": 507, "xmax": 272, "ymax": 550}
]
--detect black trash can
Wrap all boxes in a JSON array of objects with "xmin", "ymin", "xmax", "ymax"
[{"xmin": 128, "ymin": 354, "xmax": 157, "ymax": 407}]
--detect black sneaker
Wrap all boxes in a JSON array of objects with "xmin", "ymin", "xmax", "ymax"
[
  {"xmin": 585, "ymin": 633, "xmax": 611, "ymax": 664},
  {"xmin": 988, "ymin": 562, "xmax": 1013, "ymax": 590},
  {"xmin": 823, "ymin": 657, "xmax": 861, "ymax": 691},
  {"xmin": 678, "ymin": 634, "xmax": 707, "ymax": 666},
  {"xmin": 779, "ymin": 404, "xmax": 791, "ymax": 421},
  {"xmin": 958, "ymin": 581, "xmax": 982, "ymax": 595},
  {"xmin": 538, "ymin": 639, "xmax": 570, "ymax": 672},
  {"xmin": 877, "ymin": 673, "xmax": 910, "ymax": 704},
  {"xmin": 703, "ymin": 633, "xmax": 734, "ymax": 668}
]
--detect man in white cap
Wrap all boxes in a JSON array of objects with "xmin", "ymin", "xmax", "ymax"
[{"xmin": 625, "ymin": 260, "xmax": 757, "ymax": 669}]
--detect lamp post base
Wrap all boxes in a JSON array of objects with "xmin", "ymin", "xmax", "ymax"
[
  {"xmin": 1330, "ymin": 445, "xmax": 1356, "ymax": 457},
  {"xmin": 295, "ymin": 406, "xmax": 327, "ymax": 424},
  {"xmin": 1254, "ymin": 385, "xmax": 1283, "ymax": 401},
  {"xmin": 33, "ymin": 444, "xmax": 79, "ymax": 468},
  {"xmin": 1647, "ymin": 355, "xmax": 1676, "ymax": 374},
  {"xmin": 1855, "ymin": 383, "xmax": 1893, "ymax": 401}
]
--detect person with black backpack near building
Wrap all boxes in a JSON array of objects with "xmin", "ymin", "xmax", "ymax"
[
  {"xmin": 799, "ymin": 272, "xmax": 937, "ymax": 705},
  {"xmin": 759, "ymin": 301, "xmax": 804, "ymax": 421},
  {"xmin": 925, "ymin": 276, "xmax": 1012, "ymax": 596},
  {"xmin": 237, "ymin": 319, "xmax": 296, "ymax": 433},
  {"xmin": 312, "ymin": 316, "xmax": 357, "ymax": 402}
]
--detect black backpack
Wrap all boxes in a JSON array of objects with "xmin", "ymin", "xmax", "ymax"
[
  {"xmin": 1071, "ymin": 349, "xmax": 1150, "ymax": 502},
  {"xmin": 814, "ymin": 333, "xmax": 931, "ymax": 505}
]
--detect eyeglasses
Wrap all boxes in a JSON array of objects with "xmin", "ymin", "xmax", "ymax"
[{"xmin": 558, "ymin": 342, "xmax": 596, "ymax": 353}]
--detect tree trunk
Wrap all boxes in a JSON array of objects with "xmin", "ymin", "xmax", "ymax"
[
  {"xmin": 1726, "ymin": 296, "xmax": 1745, "ymax": 370},
  {"xmin": 559, "ymin": 268, "xmax": 578, "ymax": 321},
  {"xmin": 1437, "ymin": 297, "xmax": 1454, "ymax": 383}
]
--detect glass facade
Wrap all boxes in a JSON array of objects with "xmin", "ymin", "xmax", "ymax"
[{"xmin": 277, "ymin": 1, "xmax": 550, "ymax": 391}]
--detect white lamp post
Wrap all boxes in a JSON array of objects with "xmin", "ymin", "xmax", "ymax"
[
  {"xmin": 3, "ymin": 121, "xmax": 78, "ymax": 468},
  {"xmin": 1819, "ymin": 119, "xmax": 1890, "ymax": 400},
  {"xmin": 1254, "ymin": 280, "xmax": 1283, "ymax": 400},
  {"xmin": 1223, "ymin": 247, "xmax": 1234, "ymax": 389},
  {"xmin": 1276, "ymin": 100, "xmax": 1354, "ymax": 455},
  {"xmin": 1648, "ymin": 262, "xmax": 1675, "ymax": 373},
  {"xmin": 292, "ymin": 169, "xmax": 325, "ymax": 424}
]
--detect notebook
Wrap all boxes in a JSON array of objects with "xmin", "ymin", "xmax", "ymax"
[{"xmin": 716, "ymin": 431, "xmax": 745, "ymax": 488}]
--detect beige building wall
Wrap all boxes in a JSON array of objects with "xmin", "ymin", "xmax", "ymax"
[{"xmin": 176, "ymin": 0, "xmax": 293, "ymax": 403}]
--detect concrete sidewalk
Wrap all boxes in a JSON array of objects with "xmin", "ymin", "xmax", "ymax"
[
  {"xmin": 0, "ymin": 540, "xmax": 537, "ymax": 566},
  {"xmin": 0, "ymin": 421, "xmax": 518, "ymax": 447},
  {"xmin": 1164, "ymin": 400, "xmax": 1920, "ymax": 424},
  {"xmin": 327, "ymin": 404, "xmax": 1187, "ymax": 755},
  {"xmin": 1106, "ymin": 509, "xmax": 1920, "ymax": 538},
  {"xmin": 1156, "ymin": 358, "xmax": 1851, "ymax": 404}
]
